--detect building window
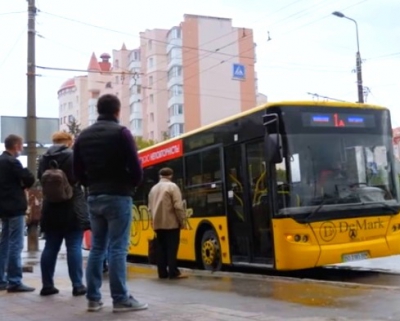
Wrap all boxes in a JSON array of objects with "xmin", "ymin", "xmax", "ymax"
[
  {"xmin": 148, "ymin": 57, "xmax": 154, "ymax": 68},
  {"xmin": 149, "ymin": 76, "xmax": 153, "ymax": 86},
  {"xmin": 133, "ymin": 119, "xmax": 142, "ymax": 130},
  {"xmin": 68, "ymin": 115, "xmax": 74, "ymax": 123},
  {"xmin": 150, "ymin": 112, "xmax": 154, "ymax": 122},
  {"xmin": 169, "ymin": 104, "xmax": 183, "ymax": 117},
  {"xmin": 148, "ymin": 40, "xmax": 153, "ymax": 50},
  {"xmin": 105, "ymin": 82, "xmax": 112, "ymax": 88},
  {"xmin": 68, "ymin": 102, "xmax": 73, "ymax": 110},
  {"xmin": 168, "ymin": 66, "xmax": 182, "ymax": 80},
  {"xmin": 134, "ymin": 51, "xmax": 139, "ymax": 60},
  {"xmin": 168, "ymin": 27, "xmax": 182, "ymax": 41},
  {"xmin": 168, "ymin": 85, "xmax": 183, "ymax": 98},
  {"xmin": 168, "ymin": 48, "xmax": 181, "ymax": 63},
  {"xmin": 137, "ymin": 85, "xmax": 141, "ymax": 94},
  {"xmin": 149, "ymin": 94, "xmax": 154, "ymax": 104},
  {"xmin": 115, "ymin": 59, "xmax": 119, "ymax": 68},
  {"xmin": 169, "ymin": 123, "xmax": 184, "ymax": 137}
]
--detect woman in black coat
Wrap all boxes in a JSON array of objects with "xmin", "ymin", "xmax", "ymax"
[{"xmin": 37, "ymin": 132, "xmax": 90, "ymax": 296}]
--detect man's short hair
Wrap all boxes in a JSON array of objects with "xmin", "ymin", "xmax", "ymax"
[
  {"xmin": 52, "ymin": 131, "xmax": 73, "ymax": 145},
  {"xmin": 97, "ymin": 94, "xmax": 121, "ymax": 116},
  {"xmin": 4, "ymin": 134, "xmax": 23, "ymax": 150},
  {"xmin": 159, "ymin": 167, "xmax": 173, "ymax": 177}
]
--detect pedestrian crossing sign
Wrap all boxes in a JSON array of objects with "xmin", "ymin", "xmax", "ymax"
[{"xmin": 232, "ymin": 63, "xmax": 245, "ymax": 80}]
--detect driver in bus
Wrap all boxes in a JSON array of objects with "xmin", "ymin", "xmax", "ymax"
[{"xmin": 318, "ymin": 160, "xmax": 345, "ymax": 197}]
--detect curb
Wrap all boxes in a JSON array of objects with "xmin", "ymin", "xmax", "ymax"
[{"xmin": 127, "ymin": 262, "xmax": 400, "ymax": 292}]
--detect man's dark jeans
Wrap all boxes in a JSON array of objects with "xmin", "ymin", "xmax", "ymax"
[
  {"xmin": 40, "ymin": 229, "xmax": 84, "ymax": 288},
  {"xmin": 155, "ymin": 228, "xmax": 180, "ymax": 278}
]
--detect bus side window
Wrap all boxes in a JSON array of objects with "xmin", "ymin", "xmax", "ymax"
[
  {"xmin": 163, "ymin": 158, "xmax": 184, "ymax": 191},
  {"xmin": 186, "ymin": 153, "xmax": 202, "ymax": 185},
  {"xmin": 185, "ymin": 148, "xmax": 224, "ymax": 217}
]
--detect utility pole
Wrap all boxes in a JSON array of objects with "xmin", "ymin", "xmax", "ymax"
[
  {"xmin": 332, "ymin": 11, "xmax": 364, "ymax": 104},
  {"xmin": 356, "ymin": 51, "xmax": 364, "ymax": 103},
  {"xmin": 27, "ymin": 0, "xmax": 38, "ymax": 252}
]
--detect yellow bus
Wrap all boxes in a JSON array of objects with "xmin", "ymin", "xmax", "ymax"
[{"xmin": 128, "ymin": 100, "xmax": 400, "ymax": 271}]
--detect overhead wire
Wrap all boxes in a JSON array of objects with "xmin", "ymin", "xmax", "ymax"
[
  {"xmin": 0, "ymin": 28, "xmax": 25, "ymax": 71},
  {"xmin": 36, "ymin": 0, "xmax": 374, "ymax": 115}
]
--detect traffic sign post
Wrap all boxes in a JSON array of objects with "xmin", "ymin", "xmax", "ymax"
[{"xmin": 232, "ymin": 63, "xmax": 246, "ymax": 80}]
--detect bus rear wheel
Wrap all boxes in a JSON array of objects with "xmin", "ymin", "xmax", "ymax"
[{"xmin": 200, "ymin": 229, "xmax": 222, "ymax": 271}]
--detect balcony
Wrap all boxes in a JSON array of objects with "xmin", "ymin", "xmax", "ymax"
[
  {"xmin": 167, "ymin": 55, "xmax": 182, "ymax": 70},
  {"xmin": 129, "ymin": 92, "xmax": 142, "ymax": 105},
  {"xmin": 129, "ymin": 59, "xmax": 141, "ymax": 71},
  {"xmin": 130, "ymin": 112, "xmax": 142, "ymax": 122},
  {"xmin": 167, "ymin": 75, "xmax": 183, "ymax": 89},
  {"xmin": 168, "ymin": 95, "xmax": 183, "ymax": 107},
  {"xmin": 167, "ymin": 37, "xmax": 182, "ymax": 54},
  {"xmin": 169, "ymin": 114, "xmax": 184, "ymax": 125}
]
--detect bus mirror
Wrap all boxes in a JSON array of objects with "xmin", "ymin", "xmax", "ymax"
[{"xmin": 265, "ymin": 133, "xmax": 283, "ymax": 164}]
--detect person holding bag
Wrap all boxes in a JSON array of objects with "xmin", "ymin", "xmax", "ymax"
[
  {"xmin": 148, "ymin": 167, "xmax": 187, "ymax": 280},
  {"xmin": 38, "ymin": 132, "xmax": 89, "ymax": 296}
]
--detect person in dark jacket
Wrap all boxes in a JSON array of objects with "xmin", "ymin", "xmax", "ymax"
[
  {"xmin": 38, "ymin": 131, "xmax": 89, "ymax": 297},
  {"xmin": 0, "ymin": 134, "xmax": 35, "ymax": 292},
  {"xmin": 73, "ymin": 94, "xmax": 147, "ymax": 313}
]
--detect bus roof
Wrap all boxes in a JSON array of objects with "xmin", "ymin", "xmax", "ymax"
[{"xmin": 138, "ymin": 100, "xmax": 387, "ymax": 153}]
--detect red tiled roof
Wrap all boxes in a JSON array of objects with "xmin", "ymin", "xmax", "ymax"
[
  {"xmin": 58, "ymin": 78, "xmax": 75, "ymax": 91},
  {"xmin": 87, "ymin": 52, "xmax": 101, "ymax": 71}
]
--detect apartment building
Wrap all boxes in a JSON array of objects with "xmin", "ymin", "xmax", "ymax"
[
  {"xmin": 58, "ymin": 45, "xmax": 131, "ymax": 130},
  {"xmin": 58, "ymin": 76, "xmax": 88, "ymax": 132},
  {"xmin": 129, "ymin": 14, "xmax": 259, "ymax": 141}
]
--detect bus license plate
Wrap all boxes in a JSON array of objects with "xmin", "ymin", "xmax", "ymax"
[{"xmin": 342, "ymin": 252, "xmax": 369, "ymax": 263}]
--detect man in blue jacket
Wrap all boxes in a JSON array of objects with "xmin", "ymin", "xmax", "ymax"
[
  {"xmin": 0, "ymin": 134, "xmax": 35, "ymax": 292},
  {"xmin": 73, "ymin": 94, "xmax": 147, "ymax": 313}
]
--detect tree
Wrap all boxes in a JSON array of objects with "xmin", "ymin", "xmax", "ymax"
[
  {"xmin": 162, "ymin": 131, "xmax": 170, "ymax": 141},
  {"xmin": 66, "ymin": 119, "xmax": 82, "ymax": 137},
  {"xmin": 135, "ymin": 136, "xmax": 156, "ymax": 150}
]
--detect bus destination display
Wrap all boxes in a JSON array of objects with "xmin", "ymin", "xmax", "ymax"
[{"xmin": 302, "ymin": 112, "xmax": 376, "ymax": 128}]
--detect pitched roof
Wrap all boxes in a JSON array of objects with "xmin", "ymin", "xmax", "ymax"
[{"xmin": 87, "ymin": 52, "xmax": 101, "ymax": 71}]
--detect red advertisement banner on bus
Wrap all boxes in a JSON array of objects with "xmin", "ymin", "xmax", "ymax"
[{"xmin": 139, "ymin": 140, "xmax": 183, "ymax": 168}]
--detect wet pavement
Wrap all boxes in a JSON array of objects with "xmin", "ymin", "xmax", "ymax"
[{"xmin": 0, "ymin": 246, "xmax": 399, "ymax": 320}]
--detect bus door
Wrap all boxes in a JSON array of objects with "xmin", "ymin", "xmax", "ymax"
[
  {"xmin": 225, "ymin": 143, "xmax": 252, "ymax": 262},
  {"xmin": 244, "ymin": 140, "xmax": 274, "ymax": 264}
]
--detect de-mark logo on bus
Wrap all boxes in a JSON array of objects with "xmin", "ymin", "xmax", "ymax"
[{"xmin": 319, "ymin": 218, "xmax": 385, "ymax": 242}]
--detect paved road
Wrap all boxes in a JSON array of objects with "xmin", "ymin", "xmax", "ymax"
[{"xmin": 1, "ymin": 249, "xmax": 400, "ymax": 321}]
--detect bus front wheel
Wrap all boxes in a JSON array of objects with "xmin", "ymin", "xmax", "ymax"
[{"xmin": 200, "ymin": 229, "xmax": 222, "ymax": 271}]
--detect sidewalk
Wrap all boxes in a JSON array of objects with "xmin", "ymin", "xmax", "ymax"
[
  {"xmin": 0, "ymin": 259, "xmax": 400, "ymax": 321},
  {"xmin": 1, "ymin": 249, "xmax": 399, "ymax": 320}
]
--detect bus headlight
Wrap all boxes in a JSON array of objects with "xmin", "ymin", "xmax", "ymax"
[{"xmin": 286, "ymin": 234, "xmax": 310, "ymax": 243}]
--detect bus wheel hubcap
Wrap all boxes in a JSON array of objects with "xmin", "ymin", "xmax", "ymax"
[{"xmin": 202, "ymin": 239, "xmax": 218, "ymax": 266}]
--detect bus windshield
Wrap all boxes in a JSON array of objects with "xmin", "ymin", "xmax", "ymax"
[{"xmin": 273, "ymin": 107, "xmax": 399, "ymax": 216}]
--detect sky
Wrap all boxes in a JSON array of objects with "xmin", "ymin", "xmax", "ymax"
[{"xmin": 0, "ymin": 0, "xmax": 399, "ymax": 126}]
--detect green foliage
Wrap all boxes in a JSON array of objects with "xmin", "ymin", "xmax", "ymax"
[
  {"xmin": 276, "ymin": 169, "xmax": 287, "ymax": 182},
  {"xmin": 135, "ymin": 136, "xmax": 156, "ymax": 150},
  {"xmin": 66, "ymin": 119, "xmax": 82, "ymax": 137}
]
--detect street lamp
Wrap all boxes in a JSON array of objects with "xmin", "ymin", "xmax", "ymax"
[{"xmin": 332, "ymin": 11, "xmax": 364, "ymax": 103}]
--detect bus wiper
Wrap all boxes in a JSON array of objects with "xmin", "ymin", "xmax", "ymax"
[{"xmin": 303, "ymin": 196, "xmax": 337, "ymax": 223}]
